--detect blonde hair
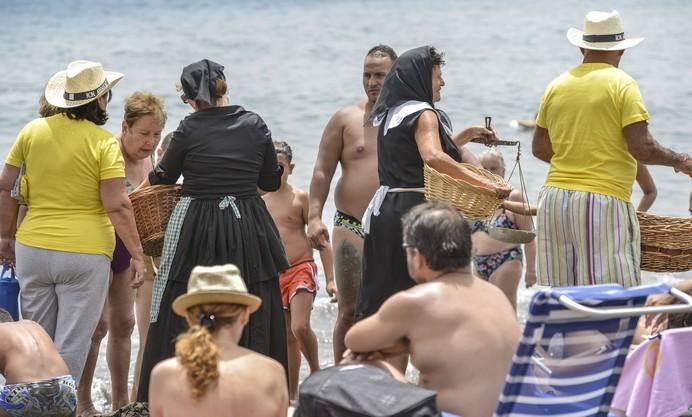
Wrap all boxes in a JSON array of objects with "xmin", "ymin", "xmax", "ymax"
[
  {"xmin": 480, "ymin": 147, "xmax": 506, "ymax": 175},
  {"xmin": 195, "ymin": 79, "xmax": 228, "ymax": 109},
  {"xmin": 123, "ymin": 91, "xmax": 167, "ymax": 128},
  {"xmin": 175, "ymin": 303, "xmax": 245, "ymax": 400},
  {"xmin": 214, "ymin": 79, "xmax": 228, "ymax": 98}
]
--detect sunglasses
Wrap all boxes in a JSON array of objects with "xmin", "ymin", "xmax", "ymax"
[{"xmin": 180, "ymin": 93, "xmax": 188, "ymax": 104}]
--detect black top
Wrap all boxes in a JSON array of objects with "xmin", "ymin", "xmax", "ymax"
[
  {"xmin": 149, "ymin": 105, "xmax": 283, "ymax": 198},
  {"xmin": 377, "ymin": 110, "xmax": 461, "ymax": 188}
]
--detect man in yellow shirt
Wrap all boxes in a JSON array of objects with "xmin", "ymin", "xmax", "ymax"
[{"xmin": 533, "ymin": 10, "xmax": 692, "ymax": 287}]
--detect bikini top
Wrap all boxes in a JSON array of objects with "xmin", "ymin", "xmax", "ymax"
[
  {"xmin": 472, "ymin": 209, "xmax": 518, "ymax": 234},
  {"xmin": 124, "ymin": 155, "xmax": 156, "ymax": 194}
]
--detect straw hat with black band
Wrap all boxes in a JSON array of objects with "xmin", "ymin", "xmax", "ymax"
[
  {"xmin": 567, "ymin": 10, "xmax": 643, "ymax": 51},
  {"xmin": 44, "ymin": 60, "xmax": 124, "ymax": 109},
  {"xmin": 172, "ymin": 264, "xmax": 261, "ymax": 316}
]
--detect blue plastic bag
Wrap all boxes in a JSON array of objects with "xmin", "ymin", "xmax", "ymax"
[{"xmin": 0, "ymin": 262, "xmax": 20, "ymax": 321}]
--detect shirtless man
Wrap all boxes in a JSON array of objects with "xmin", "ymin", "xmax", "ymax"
[
  {"xmin": 0, "ymin": 308, "xmax": 77, "ymax": 417},
  {"xmin": 263, "ymin": 141, "xmax": 336, "ymax": 400},
  {"xmin": 308, "ymin": 45, "xmax": 397, "ymax": 362},
  {"xmin": 344, "ymin": 202, "xmax": 520, "ymax": 417},
  {"xmin": 149, "ymin": 264, "xmax": 288, "ymax": 417}
]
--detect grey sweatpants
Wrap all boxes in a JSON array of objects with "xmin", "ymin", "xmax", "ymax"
[{"xmin": 15, "ymin": 242, "xmax": 110, "ymax": 385}]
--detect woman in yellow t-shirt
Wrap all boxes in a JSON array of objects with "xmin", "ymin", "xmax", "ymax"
[{"xmin": 0, "ymin": 61, "xmax": 144, "ymax": 388}]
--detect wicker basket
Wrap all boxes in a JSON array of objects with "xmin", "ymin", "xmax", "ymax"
[
  {"xmin": 488, "ymin": 226, "xmax": 536, "ymax": 244},
  {"xmin": 638, "ymin": 211, "xmax": 692, "ymax": 272},
  {"xmin": 423, "ymin": 163, "xmax": 509, "ymax": 220},
  {"xmin": 129, "ymin": 185, "xmax": 182, "ymax": 257}
]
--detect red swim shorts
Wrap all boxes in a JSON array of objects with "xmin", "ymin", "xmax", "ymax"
[{"xmin": 280, "ymin": 259, "xmax": 318, "ymax": 310}]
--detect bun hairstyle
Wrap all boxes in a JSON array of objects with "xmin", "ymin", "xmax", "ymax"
[
  {"xmin": 215, "ymin": 79, "xmax": 227, "ymax": 98},
  {"xmin": 175, "ymin": 303, "xmax": 245, "ymax": 400},
  {"xmin": 189, "ymin": 79, "xmax": 227, "ymax": 110}
]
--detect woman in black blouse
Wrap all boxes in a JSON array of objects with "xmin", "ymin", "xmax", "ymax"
[
  {"xmin": 137, "ymin": 59, "xmax": 288, "ymax": 400},
  {"xmin": 356, "ymin": 47, "xmax": 512, "ymax": 367}
]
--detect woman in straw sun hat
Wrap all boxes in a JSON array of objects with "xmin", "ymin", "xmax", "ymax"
[
  {"xmin": 148, "ymin": 264, "xmax": 288, "ymax": 417},
  {"xmin": 0, "ymin": 60, "xmax": 146, "ymax": 388}
]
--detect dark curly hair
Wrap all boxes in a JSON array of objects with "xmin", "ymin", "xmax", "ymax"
[{"xmin": 430, "ymin": 47, "xmax": 446, "ymax": 67}]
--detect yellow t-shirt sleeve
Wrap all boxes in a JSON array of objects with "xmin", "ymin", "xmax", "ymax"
[
  {"xmin": 535, "ymin": 87, "xmax": 550, "ymax": 129},
  {"xmin": 620, "ymin": 81, "xmax": 649, "ymax": 127},
  {"xmin": 99, "ymin": 137, "xmax": 125, "ymax": 180},
  {"xmin": 6, "ymin": 126, "xmax": 28, "ymax": 167}
]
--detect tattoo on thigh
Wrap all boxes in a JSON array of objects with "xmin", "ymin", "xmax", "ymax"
[{"xmin": 334, "ymin": 239, "xmax": 362, "ymax": 305}]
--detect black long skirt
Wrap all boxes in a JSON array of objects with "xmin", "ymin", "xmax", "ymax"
[
  {"xmin": 356, "ymin": 192, "xmax": 424, "ymax": 320},
  {"xmin": 137, "ymin": 196, "xmax": 289, "ymax": 402}
]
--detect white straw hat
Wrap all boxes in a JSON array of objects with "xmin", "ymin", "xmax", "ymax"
[
  {"xmin": 567, "ymin": 10, "xmax": 643, "ymax": 51},
  {"xmin": 44, "ymin": 60, "xmax": 124, "ymax": 108},
  {"xmin": 172, "ymin": 264, "xmax": 261, "ymax": 316}
]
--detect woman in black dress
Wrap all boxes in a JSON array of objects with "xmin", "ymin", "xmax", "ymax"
[
  {"xmin": 357, "ymin": 46, "xmax": 512, "ymax": 329},
  {"xmin": 137, "ymin": 59, "xmax": 288, "ymax": 400}
]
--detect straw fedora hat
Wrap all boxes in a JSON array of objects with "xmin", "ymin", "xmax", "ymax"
[
  {"xmin": 567, "ymin": 10, "xmax": 643, "ymax": 51},
  {"xmin": 172, "ymin": 264, "xmax": 261, "ymax": 316},
  {"xmin": 44, "ymin": 60, "xmax": 124, "ymax": 108}
]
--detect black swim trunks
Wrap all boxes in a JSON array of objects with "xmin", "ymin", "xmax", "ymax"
[{"xmin": 334, "ymin": 210, "xmax": 365, "ymax": 239}]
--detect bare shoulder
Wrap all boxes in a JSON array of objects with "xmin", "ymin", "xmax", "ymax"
[
  {"xmin": 22, "ymin": 320, "xmax": 51, "ymax": 335},
  {"xmin": 0, "ymin": 323, "xmax": 12, "ymax": 343},
  {"xmin": 246, "ymin": 352, "xmax": 284, "ymax": 372},
  {"xmin": 240, "ymin": 353, "xmax": 286, "ymax": 387},
  {"xmin": 381, "ymin": 286, "xmax": 427, "ymax": 315},
  {"xmin": 333, "ymin": 101, "xmax": 367, "ymax": 122},
  {"xmin": 291, "ymin": 185, "xmax": 308, "ymax": 200},
  {"xmin": 151, "ymin": 357, "xmax": 181, "ymax": 380}
]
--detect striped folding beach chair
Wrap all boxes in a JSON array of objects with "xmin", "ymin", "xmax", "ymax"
[{"xmin": 495, "ymin": 283, "xmax": 692, "ymax": 417}]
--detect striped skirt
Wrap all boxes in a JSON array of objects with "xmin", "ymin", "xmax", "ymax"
[{"xmin": 536, "ymin": 186, "xmax": 640, "ymax": 287}]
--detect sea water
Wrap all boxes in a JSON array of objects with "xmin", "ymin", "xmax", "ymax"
[{"xmin": 1, "ymin": 0, "xmax": 691, "ymax": 410}]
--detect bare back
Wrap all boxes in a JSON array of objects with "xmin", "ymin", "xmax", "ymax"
[
  {"xmin": 332, "ymin": 101, "xmax": 379, "ymax": 219},
  {"xmin": 151, "ymin": 348, "xmax": 287, "ymax": 417},
  {"xmin": 0, "ymin": 321, "xmax": 70, "ymax": 384},
  {"xmin": 263, "ymin": 185, "xmax": 312, "ymax": 264},
  {"xmin": 407, "ymin": 276, "xmax": 519, "ymax": 417}
]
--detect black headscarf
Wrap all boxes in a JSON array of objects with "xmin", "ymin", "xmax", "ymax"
[
  {"xmin": 368, "ymin": 46, "xmax": 434, "ymax": 124},
  {"xmin": 180, "ymin": 59, "xmax": 226, "ymax": 105}
]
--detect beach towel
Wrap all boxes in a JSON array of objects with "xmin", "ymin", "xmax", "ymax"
[{"xmin": 611, "ymin": 327, "xmax": 692, "ymax": 417}]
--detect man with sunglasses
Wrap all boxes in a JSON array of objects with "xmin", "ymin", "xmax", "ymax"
[{"xmin": 344, "ymin": 201, "xmax": 519, "ymax": 417}]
